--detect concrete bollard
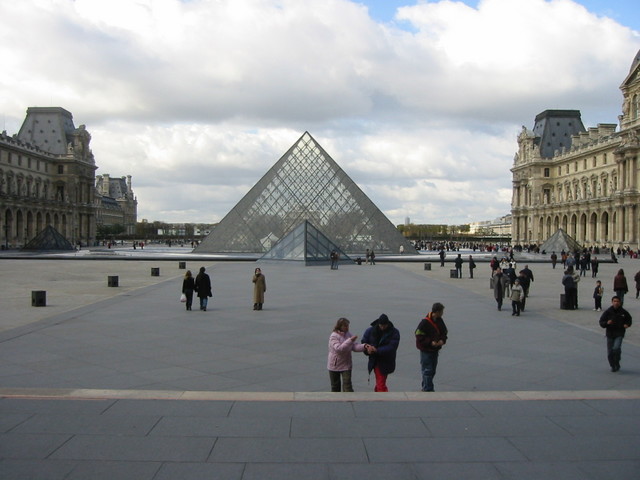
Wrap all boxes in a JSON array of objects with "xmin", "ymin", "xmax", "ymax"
[
  {"xmin": 108, "ymin": 276, "xmax": 119, "ymax": 287},
  {"xmin": 31, "ymin": 290, "xmax": 46, "ymax": 307},
  {"xmin": 178, "ymin": 261, "xmax": 186, "ymax": 269},
  {"xmin": 423, "ymin": 263, "xmax": 431, "ymax": 271},
  {"xmin": 151, "ymin": 268, "xmax": 160, "ymax": 277}
]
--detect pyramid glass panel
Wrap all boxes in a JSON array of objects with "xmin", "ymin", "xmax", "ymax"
[
  {"xmin": 21, "ymin": 225, "xmax": 74, "ymax": 251},
  {"xmin": 195, "ymin": 132, "xmax": 414, "ymax": 255},
  {"xmin": 259, "ymin": 220, "xmax": 352, "ymax": 266}
]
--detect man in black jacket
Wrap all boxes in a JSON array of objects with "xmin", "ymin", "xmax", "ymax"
[
  {"xmin": 599, "ymin": 296, "xmax": 632, "ymax": 372},
  {"xmin": 415, "ymin": 303, "xmax": 448, "ymax": 392}
]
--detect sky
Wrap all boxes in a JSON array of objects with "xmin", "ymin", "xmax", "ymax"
[{"xmin": 1, "ymin": 0, "xmax": 639, "ymax": 226}]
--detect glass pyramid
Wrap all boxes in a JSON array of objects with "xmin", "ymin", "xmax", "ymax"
[
  {"xmin": 259, "ymin": 220, "xmax": 352, "ymax": 266},
  {"xmin": 195, "ymin": 132, "xmax": 414, "ymax": 255},
  {"xmin": 21, "ymin": 225, "xmax": 74, "ymax": 251}
]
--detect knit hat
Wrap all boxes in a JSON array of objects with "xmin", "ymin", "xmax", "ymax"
[{"xmin": 377, "ymin": 314, "xmax": 390, "ymax": 325}]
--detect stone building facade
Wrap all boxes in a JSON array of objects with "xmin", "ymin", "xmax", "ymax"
[
  {"xmin": 0, "ymin": 107, "xmax": 136, "ymax": 248},
  {"xmin": 0, "ymin": 107, "xmax": 98, "ymax": 248},
  {"xmin": 511, "ymin": 50, "xmax": 640, "ymax": 249},
  {"xmin": 95, "ymin": 174, "xmax": 138, "ymax": 236}
]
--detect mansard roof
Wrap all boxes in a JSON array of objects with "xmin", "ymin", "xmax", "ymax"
[
  {"xmin": 621, "ymin": 48, "xmax": 640, "ymax": 88},
  {"xmin": 17, "ymin": 107, "xmax": 76, "ymax": 155},
  {"xmin": 532, "ymin": 110, "xmax": 586, "ymax": 158}
]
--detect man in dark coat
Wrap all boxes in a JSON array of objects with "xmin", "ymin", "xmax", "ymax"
[
  {"xmin": 599, "ymin": 296, "xmax": 632, "ymax": 372},
  {"xmin": 454, "ymin": 254, "xmax": 463, "ymax": 279},
  {"xmin": 491, "ymin": 268, "xmax": 505, "ymax": 311},
  {"xmin": 194, "ymin": 266, "xmax": 212, "ymax": 311},
  {"xmin": 415, "ymin": 302, "xmax": 448, "ymax": 392},
  {"xmin": 562, "ymin": 268, "xmax": 576, "ymax": 310},
  {"xmin": 591, "ymin": 256, "xmax": 600, "ymax": 278},
  {"xmin": 362, "ymin": 314, "xmax": 400, "ymax": 392},
  {"xmin": 468, "ymin": 255, "xmax": 476, "ymax": 279}
]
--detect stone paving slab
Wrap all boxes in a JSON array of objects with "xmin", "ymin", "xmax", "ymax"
[{"xmin": 0, "ymin": 253, "xmax": 639, "ymax": 478}]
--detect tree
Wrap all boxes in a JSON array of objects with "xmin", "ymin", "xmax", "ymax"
[{"xmin": 97, "ymin": 224, "xmax": 125, "ymax": 239}]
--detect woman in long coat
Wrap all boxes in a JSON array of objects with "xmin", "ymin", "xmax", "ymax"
[
  {"xmin": 491, "ymin": 267, "xmax": 505, "ymax": 311},
  {"xmin": 613, "ymin": 268, "xmax": 629, "ymax": 305},
  {"xmin": 252, "ymin": 267, "xmax": 266, "ymax": 310}
]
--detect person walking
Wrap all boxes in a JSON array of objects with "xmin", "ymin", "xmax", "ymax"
[
  {"xmin": 329, "ymin": 250, "xmax": 340, "ymax": 270},
  {"xmin": 468, "ymin": 255, "xmax": 476, "ymax": 279},
  {"xmin": 599, "ymin": 296, "xmax": 632, "ymax": 372},
  {"xmin": 490, "ymin": 267, "xmax": 505, "ymax": 311},
  {"xmin": 635, "ymin": 270, "xmax": 640, "ymax": 299},
  {"xmin": 562, "ymin": 267, "xmax": 576, "ymax": 310},
  {"xmin": 252, "ymin": 267, "xmax": 266, "ymax": 310},
  {"xmin": 181, "ymin": 270, "xmax": 195, "ymax": 311},
  {"xmin": 593, "ymin": 280, "xmax": 603, "ymax": 311},
  {"xmin": 369, "ymin": 249, "xmax": 376, "ymax": 265},
  {"xmin": 415, "ymin": 303, "xmax": 448, "ymax": 392},
  {"xmin": 454, "ymin": 254, "xmax": 463, "ymax": 279},
  {"xmin": 591, "ymin": 256, "xmax": 599, "ymax": 278},
  {"xmin": 327, "ymin": 318, "xmax": 366, "ymax": 392},
  {"xmin": 613, "ymin": 269, "xmax": 629, "ymax": 305},
  {"xmin": 579, "ymin": 254, "xmax": 588, "ymax": 277},
  {"xmin": 551, "ymin": 252, "xmax": 558, "ymax": 269},
  {"xmin": 362, "ymin": 314, "xmax": 400, "ymax": 392},
  {"xmin": 510, "ymin": 279, "xmax": 523, "ymax": 316},
  {"xmin": 517, "ymin": 270, "xmax": 530, "ymax": 311},
  {"xmin": 194, "ymin": 266, "xmax": 212, "ymax": 311}
]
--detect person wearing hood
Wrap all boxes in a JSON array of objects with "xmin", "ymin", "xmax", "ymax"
[{"xmin": 362, "ymin": 314, "xmax": 400, "ymax": 392}]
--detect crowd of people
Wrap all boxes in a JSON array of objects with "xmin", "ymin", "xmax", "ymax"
[{"xmin": 178, "ymin": 247, "xmax": 636, "ymax": 392}]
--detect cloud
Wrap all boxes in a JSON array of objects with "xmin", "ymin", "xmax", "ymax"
[{"xmin": 1, "ymin": 0, "xmax": 638, "ymax": 225}]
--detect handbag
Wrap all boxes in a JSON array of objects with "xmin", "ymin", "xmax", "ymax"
[{"xmin": 179, "ymin": 293, "xmax": 187, "ymax": 303}]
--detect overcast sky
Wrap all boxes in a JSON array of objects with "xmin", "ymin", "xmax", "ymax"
[{"xmin": 1, "ymin": 0, "xmax": 639, "ymax": 226}]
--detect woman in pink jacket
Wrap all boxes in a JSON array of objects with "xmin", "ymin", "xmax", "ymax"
[{"xmin": 327, "ymin": 318, "xmax": 366, "ymax": 392}]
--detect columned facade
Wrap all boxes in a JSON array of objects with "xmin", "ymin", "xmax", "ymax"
[{"xmin": 511, "ymin": 50, "xmax": 640, "ymax": 250}]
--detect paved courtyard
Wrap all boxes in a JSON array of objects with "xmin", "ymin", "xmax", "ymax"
[{"xmin": 0, "ymin": 250, "xmax": 638, "ymax": 479}]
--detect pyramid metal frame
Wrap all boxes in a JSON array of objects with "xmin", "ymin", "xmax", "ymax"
[
  {"xmin": 539, "ymin": 228, "xmax": 582, "ymax": 253},
  {"xmin": 258, "ymin": 220, "xmax": 352, "ymax": 266},
  {"xmin": 21, "ymin": 225, "xmax": 74, "ymax": 251},
  {"xmin": 195, "ymin": 132, "xmax": 413, "ymax": 255}
]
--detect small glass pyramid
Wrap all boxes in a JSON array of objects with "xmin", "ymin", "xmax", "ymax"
[
  {"xmin": 259, "ymin": 220, "xmax": 352, "ymax": 266},
  {"xmin": 195, "ymin": 132, "xmax": 413, "ymax": 255},
  {"xmin": 21, "ymin": 225, "xmax": 74, "ymax": 251}
]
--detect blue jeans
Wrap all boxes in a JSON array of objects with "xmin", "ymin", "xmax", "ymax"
[
  {"xmin": 199, "ymin": 297, "xmax": 208, "ymax": 310},
  {"xmin": 420, "ymin": 350, "xmax": 439, "ymax": 392},
  {"xmin": 607, "ymin": 336, "xmax": 624, "ymax": 368}
]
